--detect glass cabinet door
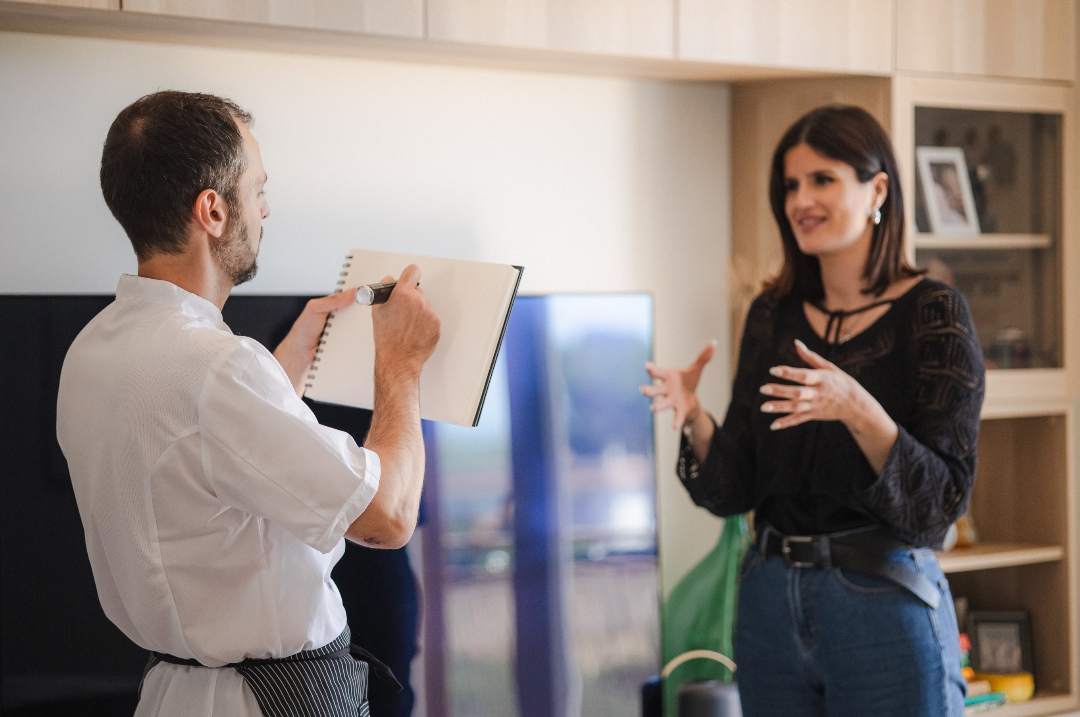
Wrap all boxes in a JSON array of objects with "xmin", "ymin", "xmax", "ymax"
[{"xmin": 912, "ymin": 106, "xmax": 1063, "ymax": 369}]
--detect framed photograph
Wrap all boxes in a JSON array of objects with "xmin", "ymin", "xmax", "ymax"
[
  {"xmin": 916, "ymin": 146, "xmax": 981, "ymax": 235},
  {"xmin": 969, "ymin": 610, "xmax": 1034, "ymax": 674}
]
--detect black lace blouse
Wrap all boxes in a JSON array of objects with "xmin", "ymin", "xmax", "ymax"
[{"xmin": 678, "ymin": 279, "xmax": 985, "ymax": 549}]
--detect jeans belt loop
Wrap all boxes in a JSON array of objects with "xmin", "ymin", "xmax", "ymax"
[
  {"xmin": 757, "ymin": 524, "xmax": 773, "ymax": 554},
  {"xmin": 781, "ymin": 535, "xmax": 816, "ymax": 568}
]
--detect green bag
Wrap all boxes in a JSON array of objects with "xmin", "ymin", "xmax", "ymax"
[{"xmin": 661, "ymin": 514, "xmax": 751, "ymax": 717}]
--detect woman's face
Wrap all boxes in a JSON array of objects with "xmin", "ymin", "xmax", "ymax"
[{"xmin": 783, "ymin": 143, "xmax": 886, "ymax": 258}]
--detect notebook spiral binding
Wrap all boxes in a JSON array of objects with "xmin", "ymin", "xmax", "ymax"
[{"xmin": 303, "ymin": 253, "xmax": 354, "ymax": 393}]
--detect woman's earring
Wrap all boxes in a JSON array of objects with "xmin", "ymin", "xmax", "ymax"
[{"xmin": 872, "ymin": 208, "xmax": 882, "ymax": 225}]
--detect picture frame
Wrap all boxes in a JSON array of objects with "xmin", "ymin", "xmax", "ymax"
[
  {"xmin": 916, "ymin": 146, "xmax": 981, "ymax": 235},
  {"xmin": 968, "ymin": 610, "xmax": 1034, "ymax": 674}
]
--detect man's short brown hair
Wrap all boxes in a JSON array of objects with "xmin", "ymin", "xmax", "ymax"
[{"xmin": 100, "ymin": 91, "xmax": 253, "ymax": 261}]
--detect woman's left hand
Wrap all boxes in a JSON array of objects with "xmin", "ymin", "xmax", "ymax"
[
  {"xmin": 761, "ymin": 339, "xmax": 898, "ymax": 473},
  {"xmin": 760, "ymin": 339, "xmax": 866, "ymax": 430}
]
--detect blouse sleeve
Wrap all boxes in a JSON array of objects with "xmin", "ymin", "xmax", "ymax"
[
  {"xmin": 858, "ymin": 286, "xmax": 985, "ymax": 548},
  {"xmin": 676, "ymin": 295, "xmax": 775, "ymax": 517}
]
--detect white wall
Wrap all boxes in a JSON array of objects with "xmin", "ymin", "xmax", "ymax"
[{"xmin": 0, "ymin": 30, "xmax": 730, "ymax": 597}]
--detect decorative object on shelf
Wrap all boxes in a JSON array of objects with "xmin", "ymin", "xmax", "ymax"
[
  {"xmin": 988, "ymin": 328, "xmax": 1031, "ymax": 369},
  {"xmin": 943, "ymin": 523, "xmax": 959, "ymax": 551},
  {"xmin": 954, "ymin": 514, "xmax": 979, "ymax": 548},
  {"xmin": 916, "ymin": 146, "xmax": 981, "ymax": 234},
  {"xmin": 960, "ymin": 630, "xmax": 975, "ymax": 680},
  {"xmin": 964, "ymin": 691, "xmax": 1009, "ymax": 713},
  {"xmin": 972, "ymin": 672, "xmax": 1035, "ymax": 705},
  {"xmin": 969, "ymin": 611, "xmax": 1034, "ymax": 676},
  {"xmin": 955, "ymin": 597, "xmax": 970, "ymax": 633},
  {"xmin": 922, "ymin": 255, "xmax": 956, "ymax": 286}
]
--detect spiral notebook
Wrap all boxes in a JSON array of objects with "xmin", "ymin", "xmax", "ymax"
[{"xmin": 303, "ymin": 249, "xmax": 523, "ymax": 427}]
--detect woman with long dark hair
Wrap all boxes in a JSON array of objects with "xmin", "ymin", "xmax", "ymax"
[{"xmin": 643, "ymin": 105, "xmax": 983, "ymax": 716}]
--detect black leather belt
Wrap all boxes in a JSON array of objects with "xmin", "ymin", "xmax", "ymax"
[{"xmin": 758, "ymin": 524, "xmax": 941, "ymax": 609}]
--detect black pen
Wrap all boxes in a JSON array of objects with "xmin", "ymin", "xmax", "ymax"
[{"xmin": 355, "ymin": 282, "xmax": 397, "ymax": 306}]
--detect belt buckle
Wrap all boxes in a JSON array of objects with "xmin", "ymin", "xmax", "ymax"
[{"xmin": 781, "ymin": 535, "xmax": 816, "ymax": 568}]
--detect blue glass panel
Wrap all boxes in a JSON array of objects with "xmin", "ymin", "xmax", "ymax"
[{"xmin": 422, "ymin": 293, "xmax": 658, "ymax": 717}]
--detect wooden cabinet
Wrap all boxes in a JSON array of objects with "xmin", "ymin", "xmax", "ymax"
[
  {"xmin": 122, "ymin": 0, "xmax": 424, "ymax": 38},
  {"xmin": 426, "ymin": 0, "xmax": 675, "ymax": 58},
  {"xmin": 678, "ymin": 0, "xmax": 893, "ymax": 74},
  {"xmin": 892, "ymin": 82, "xmax": 1078, "ymax": 715},
  {"xmin": 891, "ymin": 75, "xmax": 1076, "ymax": 390},
  {"xmin": 10, "ymin": 0, "xmax": 1079, "ymax": 83},
  {"xmin": 14, "ymin": 0, "xmax": 117, "ymax": 9},
  {"xmin": 896, "ymin": 0, "xmax": 1077, "ymax": 82},
  {"xmin": 943, "ymin": 412, "xmax": 1079, "ymax": 715}
]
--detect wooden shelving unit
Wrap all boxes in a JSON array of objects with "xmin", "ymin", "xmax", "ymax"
[
  {"xmin": 944, "ymin": 412, "xmax": 1077, "ymax": 707},
  {"xmin": 894, "ymin": 73, "xmax": 1080, "ymax": 717},
  {"xmin": 895, "ymin": 80, "xmax": 1077, "ymax": 714}
]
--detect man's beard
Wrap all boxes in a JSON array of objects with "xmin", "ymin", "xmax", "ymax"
[{"xmin": 211, "ymin": 214, "xmax": 259, "ymax": 287}]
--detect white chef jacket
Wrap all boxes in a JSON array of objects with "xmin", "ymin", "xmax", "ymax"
[{"xmin": 56, "ymin": 275, "xmax": 379, "ymax": 712}]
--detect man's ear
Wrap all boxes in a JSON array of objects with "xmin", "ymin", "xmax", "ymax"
[{"xmin": 192, "ymin": 188, "xmax": 227, "ymax": 239}]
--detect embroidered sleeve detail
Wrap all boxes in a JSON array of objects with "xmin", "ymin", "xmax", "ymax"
[
  {"xmin": 673, "ymin": 295, "xmax": 776, "ymax": 517},
  {"xmin": 859, "ymin": 286, "xmax": 985, "ymax": 547}
]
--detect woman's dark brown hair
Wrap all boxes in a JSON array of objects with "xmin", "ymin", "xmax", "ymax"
[{"xmin": 764, "ymin": 104, "xmax": 921, "ymax": 301}]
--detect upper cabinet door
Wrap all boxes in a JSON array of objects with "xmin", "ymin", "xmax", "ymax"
[
  {"xmin": 896, "ymin": 0, "xmax": 1076, "ymax": 81},
  {"xmin": 18, "ymin": 0, "xmax": 118, "ymax": 7},
  {"xmin": 678, "ymin": 0, "xmax": 893, "ymax": 74},
  {"xmin": 427, "ymin": 0, "xmax": 676, "ymax": 58},
  {"xmin": 122, "ymin": 0, "xmax": 424, "ymax": 38}
]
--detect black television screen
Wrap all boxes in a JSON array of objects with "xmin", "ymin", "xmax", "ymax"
[{"xmin": 0, "ymin": 292, "xmax": 661, "ymax": 717}]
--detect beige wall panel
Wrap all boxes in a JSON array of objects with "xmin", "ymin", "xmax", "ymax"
[
  {"xmin": 427, "ymin": 0, "xmax": 674, "ymax": 57},
  {"xmin": 348, "ymin": 0, "xmax": 424, "ymax": 38},
  {"xmin": 680, "ymin": 0, "xmax": 892, "ymax": 74},
  {"xmin": 123, "ymin": 0, "xmax": 424, "ymax": 37},
  {"xmin": 17, "ymin": 0, "xmax": 117, "ymax": 8},
  {"xmin": 896, "ymin": 0, "xmax": 1076, "ymax": 81},
  {"xmin": 426, "ymin": 0, "xmax": 548, "ymax": 47},
  {"xmin": 729, "ymin": 77, "xmax": 890, "ymax": 367},
  {"xmin": 546, "ymin": 0, "xmax": 674, "ymax": 57}
]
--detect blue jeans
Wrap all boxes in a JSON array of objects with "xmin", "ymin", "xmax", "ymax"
[{"xmin": 735, "ymin": 545, "xmax": 966, "ymax": 717}]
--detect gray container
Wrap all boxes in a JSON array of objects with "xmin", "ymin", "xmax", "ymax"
[{"xmin": 677, "ymin": 680, "xmax": 742, "ymax": 717}]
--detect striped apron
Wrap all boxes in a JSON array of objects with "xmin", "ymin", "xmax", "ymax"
[{"xmin": 142, "ymin": 626, "xmax": 401, "ymax": 717}]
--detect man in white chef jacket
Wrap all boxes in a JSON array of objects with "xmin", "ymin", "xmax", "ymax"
[{"xmin": 56, "ymin": 91, "xmax": 440, "ymax": 717}]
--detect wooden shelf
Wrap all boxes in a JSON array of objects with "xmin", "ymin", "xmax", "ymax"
[
  {"xmin": 936, "ymin": 543, "xmax": 1065, "ymax": 574},
  {"xmin": 913, "ymin": 233, "xmax": 1052, "ymax": 250},
  {"xmin": 977, "ymin": 692, "xmax": 1077, "ymax": 717}
]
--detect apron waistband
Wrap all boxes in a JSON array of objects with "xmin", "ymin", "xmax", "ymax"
[{"xmin": 141, "ymin": 626, "xmax": 401, "ymax": 717}]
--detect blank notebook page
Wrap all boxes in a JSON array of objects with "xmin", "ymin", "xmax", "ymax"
[{"xmin": 304, "ymin": 248, "xmax": 521, "ymax": 427}]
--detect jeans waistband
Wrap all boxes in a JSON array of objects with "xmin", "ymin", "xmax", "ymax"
[{"xmin": 756, "ymin": 523, "xmax": 940, "ymax": 609}]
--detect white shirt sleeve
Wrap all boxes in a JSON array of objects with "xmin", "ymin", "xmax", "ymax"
[{"xmin": 197, "ymin": 338, "xmax": 379, "ymax": 554}]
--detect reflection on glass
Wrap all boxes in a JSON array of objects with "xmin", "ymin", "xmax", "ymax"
[
  {"xmin": 422, "ymin": 294, "xmax": 658, "ymax": 717},
  {"xmin": 913, "ymin": 106, "xmax": 1063, "ymax": 369},
  {"xmin": 434, "ymin": 360, "xmax": 517, "ymax": 717}
]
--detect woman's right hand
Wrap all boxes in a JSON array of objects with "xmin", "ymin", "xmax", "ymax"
[{"xmin": 641, "ymin": 341, "xmax": 716, "ymax": 431}]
